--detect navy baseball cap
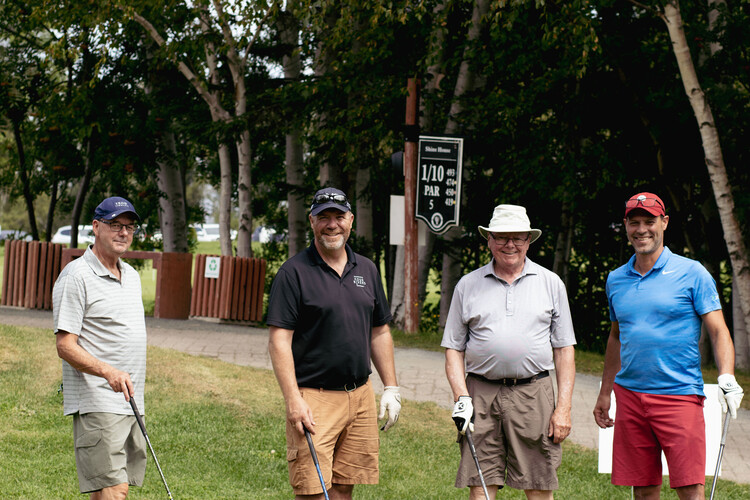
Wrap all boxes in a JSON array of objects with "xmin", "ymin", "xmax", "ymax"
[
  {"xmin": 310, "ymin": 187, "xmax": 352, "ymax": 216},
  {"xmin": 94, "ymin": 196, "xmax": 140, "ymax": 221}
]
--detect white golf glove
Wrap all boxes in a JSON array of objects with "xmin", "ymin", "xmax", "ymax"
[
  {"xmin": 718, "ymin": 374, "xmax": 744, "ymax": 419},
  {"xmin": 379, "ymin": 386, "xmax": 401, "ymax": 431},
  {"xmin": 452, "ymin": 396, "xmax": 474, "ymax": 435}
]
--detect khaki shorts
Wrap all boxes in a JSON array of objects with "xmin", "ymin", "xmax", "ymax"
[
  {"xmin": 73, "ymin": 412, "xmax": 147, "ymax": 493},
  {"xmin": 286, "ymin": 380, "xmax": 379, "ymax": 495},
  {"xmin": 456, "ymin": 374, "xmax": 561, "ymax": 491}
]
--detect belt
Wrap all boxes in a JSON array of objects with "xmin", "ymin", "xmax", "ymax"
[
  {"xmin": 322, "ymin": 376, "xmax": 369, "ymax": 392},
  {"xmin": 468, "ymin": 370, "xmax": 549, "ymax": 386}
]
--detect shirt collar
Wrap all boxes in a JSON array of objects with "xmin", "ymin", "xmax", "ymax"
[
  {"xmin": 83, "ymin": 245, "xmax": 122, "ymax": 280},
  {"xmin": 482, "ymin": 257, "xmax": 539, "ymax": 281},
  {"xmin": 626, "ymin": 246, "xmax": 672, "ymax": 276},
  {"xmin": 307, "ymin": 241, "xmax": 357, "ymax": 267}
]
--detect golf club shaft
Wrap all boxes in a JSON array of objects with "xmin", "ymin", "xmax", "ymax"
[
  {"xmin": 465, "ymin": 429, "xmax": 491, "ymax": 500},
  {"xmin": 304, "ymin": 426, "xmax": 330, "ymax": 500},
  {"xmin": 129, "ymin": 398, "xmax": 174, "ymax": 500},
  {"xmin": 709, "ymin": 412, "xmax": 731, "ymax": 500}
]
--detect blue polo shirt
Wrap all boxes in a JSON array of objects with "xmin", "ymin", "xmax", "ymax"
[
  {"xmin": 606, "ymin": 246, "xmax": 722, "ymax": 396},
  {"xmin": 266, "ymin": 243, "xmax": 391, "ymax": 389}
]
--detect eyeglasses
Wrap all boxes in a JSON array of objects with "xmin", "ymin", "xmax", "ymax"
[
  {"xmin": 625, "ymin": 197, "xmax": 664, "ymax": 210},
  {"xmin": 489, "ymin": 233, "xmax": 529, "ymax": 245},
  {"xmin": 312, "ymin": 193, "xmax": 349, "ymax": 206},
  {"xmin": 99, "ymin": 220, "xmax": 139, "ymax": 234}
]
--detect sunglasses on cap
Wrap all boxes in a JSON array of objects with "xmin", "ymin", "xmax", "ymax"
[
  {"xmin": 312, "ymin": 193, "xmax": 349, "ymax": 206},
  {"xmin": 625, "ymin": 197, "xmax": 664, "ymax": 210}
]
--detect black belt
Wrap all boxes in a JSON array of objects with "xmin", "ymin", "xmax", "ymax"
[
  {"xmin": 468, "ymin": 370, "xmax": 549, "ymax": 386},
  {"xmin": 320, "ymin": 376, "xmax": 369, "ymax": 392}
]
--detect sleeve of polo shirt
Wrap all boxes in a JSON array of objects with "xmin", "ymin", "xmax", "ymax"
[
  {"xmin": 371, "ymin": 270, "xmax": 392, "ymax": 327},
  {"xmin": 266, "ymin": 267, "xmax": 301, "ymax": 330},
  {"xmin": 691, "ymin": 262, "xmax": 722, "ymax": 315},
  {"xmin": 550, "ymin": 276, "xmax": 576, "ymax": 348},
  {"xmin": 53, "ymin": 272, "xmax": 86, "ymax": 336},
  {"xmin": 441, "ymin": 279, "xmax": 468, "ymax": 350}
]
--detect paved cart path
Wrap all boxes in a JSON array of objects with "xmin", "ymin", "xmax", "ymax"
[{"xmin": 3, "ymin": 306, "xmax": 748, "ymax": 485}]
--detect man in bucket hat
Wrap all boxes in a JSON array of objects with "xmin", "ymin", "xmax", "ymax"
[
  {"xmin": 594, "ymin": 192, "xmax": 744, "ymax": 499},
  {"xmin": 267, "ymin": 187, "xmax": 401, "ymax": 499},
  {"xmin": 442, "ymin": 204, "xmax": 576, "ymax": 499},
  {"xmin": 53, "ymin": 196, "xmax": 148, "ymax": 498}
]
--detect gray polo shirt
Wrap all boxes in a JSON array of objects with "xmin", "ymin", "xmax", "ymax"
[
  {"xmin": 441, "ymin": 258, "xmax": 576, "ymax": 379},
  {"xmin": 53, "ymin": 246, "xmax": 146, "ymax": 416}
]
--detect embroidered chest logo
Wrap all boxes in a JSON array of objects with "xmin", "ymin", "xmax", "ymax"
[{"xmin": 353, "ymin": 275, "xmax": 367, "ymax": 288}]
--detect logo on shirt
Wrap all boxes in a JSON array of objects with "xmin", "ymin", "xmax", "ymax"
[
  {"xmin": 662, "ymin": 270, "xmax": 676, "ymax": 275},
  {"xmin": 353, "ymin": 275, "xmax": 366, "ymax": 288}
]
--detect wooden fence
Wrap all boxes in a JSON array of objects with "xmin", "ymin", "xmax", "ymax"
[
  {"xmin": 190, "ymin": 254, "xmax": 266, "ymax": 322},
  {"xmin": 1, "ymin": 240, "xmax": 64, "ymax": 309}
]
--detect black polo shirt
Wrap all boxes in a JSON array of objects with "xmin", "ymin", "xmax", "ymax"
[{"xmin": 267, "ymin": 242, "xmax": 392, "ymax": 389}]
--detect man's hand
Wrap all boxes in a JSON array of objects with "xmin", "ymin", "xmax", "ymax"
[
  {"xmin": 102, "ymin": 367, "xmax": 134, "ymax": 402},
  {"xmin": 718, "ymin": 374, "xmax": 744, "ymax": 419},
  {"xmin": 548, "ymin": 407, "xmax": 571, "ymax": 444},
  {"xmin": 593, "ymin": 393, "xmax": 614, "ymax": 429},
  {"xmin": 287, "ymin": 393, "xmax": 315, "ymax": 435},
  {"xmin": 452, "ymin": 396, "xmax": 474, "ymax": 435},
  {"xmin": 379, "ymin": 386, "xmax": 401, "ymax": 431}
]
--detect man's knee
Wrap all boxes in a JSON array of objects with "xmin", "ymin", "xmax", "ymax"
[
  {"xmin": 90, "ymin": 482, "xmax": 129, "ymax": 500},
  {"xmin": 329, "ymin": 483, "xmax": 354, "ymax": 499}
]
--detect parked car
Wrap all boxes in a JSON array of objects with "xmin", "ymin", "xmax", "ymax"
[
  {"xmin": 0, "ymin": 229, "xmax": 32, "ymax": 242},
  {"xmin": 191, "ymin": 223, "xmax": 237, "ymax": 242},
  {"xmin": 51, "ymin": 225, "xmax": 95, "ymax": 245}
]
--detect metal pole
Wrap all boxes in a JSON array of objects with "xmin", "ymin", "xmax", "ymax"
[
  {"xmin": 404, "ymin": 78, "xmax": 420, "ymax": 334},
  {"xmin": 709, "ymin": 413, "xmax": 731, "ymax": 500},
  {"xmin": 465, "ymin": 428, "xmax": 490, "ymax": 500}
]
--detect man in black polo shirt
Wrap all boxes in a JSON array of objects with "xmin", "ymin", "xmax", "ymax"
[{"xmin": 267, "ymin": 187, "xmax": 401, "ymax": 500}]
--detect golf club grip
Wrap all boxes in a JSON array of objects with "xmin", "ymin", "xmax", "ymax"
[{"xmin": 129, "ymin": 398, "xmax": 148, "ymax": 437}]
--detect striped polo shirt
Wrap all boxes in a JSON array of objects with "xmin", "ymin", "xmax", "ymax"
[{"xmin": 52, "ymin": 246, "xmax": 146, "ymax": 416}]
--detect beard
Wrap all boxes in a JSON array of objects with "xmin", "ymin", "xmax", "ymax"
[{"xmin": 318, "ymin": 232, "xmax": 347, "ymax": 251}]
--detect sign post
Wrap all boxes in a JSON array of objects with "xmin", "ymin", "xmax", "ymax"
[{"xmin": 416, "ymin": 136, "xmax": 463, "ymax": 234}]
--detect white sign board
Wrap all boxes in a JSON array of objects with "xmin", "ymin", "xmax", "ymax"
[
  {"xmin": 389, "ymin": 195, "xmax": 427, "ymax": 246},
  {"xmin": 598, "ymin": 384, "xmax": 723, "ymax": 476},
  {"xmin": 204, "ymin": 256, "xmax": 221, "ymax": 279}
]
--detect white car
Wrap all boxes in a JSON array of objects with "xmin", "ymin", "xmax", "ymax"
[
  {"xmin": 51, "ymin": 225, "xmax": 95, "ymax": 245},
  {"xmin": 192, "ymin": 223, "xmax": 236, "ymax": 242}
]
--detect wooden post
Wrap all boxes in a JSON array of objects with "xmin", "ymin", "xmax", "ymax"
[{"xmin": 404, "ymin": 78, "xmax": 420, "ymax": 333}]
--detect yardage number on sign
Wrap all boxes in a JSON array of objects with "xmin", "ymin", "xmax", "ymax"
[{"xmin": 416, "ymin": 136, "xmax": 463, "ymax": 234}]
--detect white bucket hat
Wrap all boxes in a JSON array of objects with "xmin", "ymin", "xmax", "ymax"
[{"xmin": 478, "ymin": 204, "xmax": 542, "ymax": 243}]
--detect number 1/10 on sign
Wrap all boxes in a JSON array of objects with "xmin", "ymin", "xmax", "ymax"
[{"xmin": 416, "ymin": 136, "xmax": 463, "ymax": 234}]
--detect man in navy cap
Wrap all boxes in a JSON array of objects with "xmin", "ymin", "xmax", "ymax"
[
  {"xmin": 267, "ymin": 187, "xmax": 401, "ymax": 499},
  {"xmin": 53, "ymin": 196, "xmax": 149, "ymax": 499}
]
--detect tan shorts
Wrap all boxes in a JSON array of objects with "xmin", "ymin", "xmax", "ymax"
[
  {"xmin": 286, "ymin": 380, "xmax": 379, "ymax": 495},
  {"xmin": 456, "ymin": 374, "xmax": 561, "ymax": 491},
  {"xmin": 73, "ymin": 412, "xmax": 147, "ymax": 493}
]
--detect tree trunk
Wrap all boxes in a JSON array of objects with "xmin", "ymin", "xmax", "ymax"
[
  {"xmin": 552, "ymin": 200, "xmax": 573, "ymax": 286},
  {"xmin": 12, "ymin": 117, "xmax": 38, "ymax": 240},
  {"xmin": 280, "ymin": 3, "xmax": 307, "ymax": 258},
  {"xmin": 155, "ymin": 129, "xmax": 189, "ymax": 253},
  {"xmin": 236, "ymin": 130, "xmax": 253, "ymax": 258},
  {"xmin": 355, "ymin": 165, "xmax": 373, "ymax": 256},
  {"xmin": 390, "ymin": 244, "xmax": 406, "ymax": 329},
  {"xmin": 70, "ymin": 135, "xmax": 95, "ymax": 248},
  {"xmin": 734, "ymin": 269, "xmax": 750, "ymax": 370},
  {"xmin": 663, "ymin": 0, "xmax": 750, "ymax": 348},
  {"xmin": 438, "ymin": 0, "xmax": 491, "ymax": 328}
]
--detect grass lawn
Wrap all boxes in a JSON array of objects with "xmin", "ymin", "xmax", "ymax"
[{"xmin": 3, "ymin": 323, "xmax": 750, "ymax": 499}]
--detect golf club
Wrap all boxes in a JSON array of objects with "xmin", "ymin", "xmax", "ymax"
[
  {"xmin": 465, "ymin": 428, "xmax": 491, "ymax": 500},
  {"xmin": 709, "ymin": 412, "xmax": 732, "ymax": 500},
  {"xmin": 303, "ymin": 425, "xmax": 330, "ymax": 500},
  {"xmin": 129, "ymin": 398, "xmax": 174, "ymax": 500}
]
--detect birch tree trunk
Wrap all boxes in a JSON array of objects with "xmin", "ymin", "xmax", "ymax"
[
  {"xmin": 439, "ymin": 0, "xmax": 490, "ymax": 327},
  {"xmin": 155, "ymin": 129, "xmax": 189, "ymax": 253},
  {"xmin": 280, "ymin": 3, "xmax": 307, "ymax": 258},
  {"xmin": 662, "ymin": 0, "xmax": 750, "ymax": 344}
]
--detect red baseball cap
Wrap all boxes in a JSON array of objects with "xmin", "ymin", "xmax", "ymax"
[{"xmin": 624, "ymin": 192, "xmax": 665, "ymax": 218}]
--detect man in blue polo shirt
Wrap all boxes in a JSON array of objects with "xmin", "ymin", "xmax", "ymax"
[
  {"xmin": 594, "ymin": 192, "xmax": 744, "ymax": 499},
  {"xmin": 267, "ymin": 187, "xmax": 401, "ymax": 500}
]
